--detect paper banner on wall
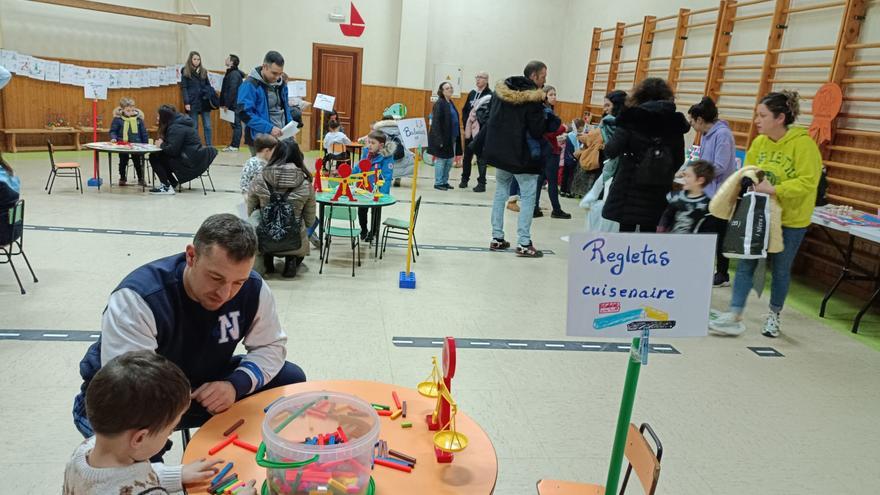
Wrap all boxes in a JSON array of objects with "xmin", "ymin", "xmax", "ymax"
[
  {"xmin": 314, "ymin": 93, "xmax": 336, "ymax": 112},
  {"xmin": 0, "ymin": 50, "xmax": 15, "ymax": 71},
  {"xmin": 23, "ymin": 56, "xmax": 45, "ymax": 80},
  {"xmin": 43, "ymin": 60, "xmax": 61, "ymax": 83},
  {"xmin": 396, "ymin": 118, "xmax": 428, "ymax": 149},
  {"xmin": 566, "ymin": 232, "xmax": 715, "ymax": 338},
  {"xmin": 287, "ymin": 80, "xmax": 307, "ymax": 97},
  {"xmin": 433, "ymin": 63, "xmax": 462, "ymax": 97},
  {"xmin": 60, "ymin": 63, "xmax": 77, "ymax": 85},
  {"xmin": 84, "ymin": 80, "xmax": 109, "ymax": 100}
]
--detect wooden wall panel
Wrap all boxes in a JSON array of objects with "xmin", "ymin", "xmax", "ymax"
[{"xmin": 0, "ymin": 56, "xmax": 238, "ymax": 151}]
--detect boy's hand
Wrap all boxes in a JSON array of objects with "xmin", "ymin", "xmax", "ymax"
[
  {"xmin": 754, "ymin": 180, "xmax": 776, "ymax": 196},
  {"xmin": 182, "ymin": 458, "xmax": 223, "ymax": 484},
  {"xmin": 192, "ymin": 381, "xmax": 237, "ymax": 414}
]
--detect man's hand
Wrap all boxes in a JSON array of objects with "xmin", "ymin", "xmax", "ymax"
[
  {"xmin": 182, "ymin": 458, "xmax": 223, "ymax": 484},
  {"xmin": 270, "ymin": 126, "xmax": 283, "ymax": 137},
  {"xmin": 192, "ymin": 381, "xmax": 236, "ymax": 414},
  {"xmin": 184, "ymin": 104, "xmax": 191, "ymax": 112},
  {"xmin": 154, "ymin": 139, "xmax": 163, "ymax": 147},
  {"xmin": 754, "ymin": 180, "xmax": 776, "ymax": 196}
]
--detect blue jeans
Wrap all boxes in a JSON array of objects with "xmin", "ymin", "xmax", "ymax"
[
  {"xmin": 434, "ymin": 157, "xmax": 453, "ymax": 186},
  {"xmin": 189, "ymin": 110, "xmax": 213, "ymax": 146},
  {"xmin": 492, "ymin": 169, "xmax": 538, "ymax": 246},
  {"xmin": 229, "ymin": 112, "xmax": 242, "ymax": 148},
  {"xmin": 729, "ymin": 226, "xmax": 808, "ymax": 315}
]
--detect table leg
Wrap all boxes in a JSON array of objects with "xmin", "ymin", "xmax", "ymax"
[
  {"xmin": 107, "ymin": 152, "xmax": 113, "ymax": 187},
  {"xmin": 373, "ymin": 207, "xmax": 382, "ymax": 259},
  {"xmin": 318, "ymin": 203, "xmax": 326, "ymax": 262},
  {"xmin": 820, "ymin": 235, "xmax": 854, "ymax": 317},
  {"xmin": 10, "ymin": 134, "xmax": 17, "ymax": 153}
]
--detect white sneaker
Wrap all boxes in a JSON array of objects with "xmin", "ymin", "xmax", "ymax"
[
  {"xmin": 708, "ymin": 312, "xmax": 746, "ymax": 336},
  {"xmin": 222, "ymin": 146, "xmax": 239, "ymax": 152},
  {"xmin": 149, "ymin": 184, "xmax": 176, "ymax": 195},
  {"xmin": 762, "ymin": 312, "xmax": 781, "ymax": 338}
]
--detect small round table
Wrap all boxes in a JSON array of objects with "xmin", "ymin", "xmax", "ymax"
[
  {"xmin": 316, "ymin": 190, "xmax": 397, "ymax": 259},
  {"xmin": 84, "ymin": 142, "xmax": 162, "ymax": 191},
  {"xmin": 181, "ymin": 380, "xmax": 498, "ymax": 494}
]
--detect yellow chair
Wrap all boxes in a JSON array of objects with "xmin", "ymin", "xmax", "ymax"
[
  {"xmin": 537, "ymin": 423, "xmax": 662, "ymax": 495},
  {"xmin": 45, "ymin": 140, "xmax": 83, "ymax": 194}
]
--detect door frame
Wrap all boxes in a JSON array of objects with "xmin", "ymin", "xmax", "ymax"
[{"xmin": 311, "ymin": 43, "xmax": 363, "ymax": 145}]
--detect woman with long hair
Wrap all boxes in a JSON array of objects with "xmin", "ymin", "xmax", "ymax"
[
  {"xmin": 427, "ymin": 81, "xmax": 463, "ymax": 190},
  {"xmin": 149, "ymin": 104, "xmax": 218, "ymax": 194},
  {"xmin": 534, "ymin": 85, "xmax": 569, "ymax": 218},
  {"xmin": 180, "ymin": 51, "xmax": 214, "ymax": 146},
  {"xmin": 709, "ymin": 91, "xmax": 822, "ymax": 338}
]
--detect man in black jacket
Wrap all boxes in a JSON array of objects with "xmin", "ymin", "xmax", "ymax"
[
  {"xmin": 474, "ymin": 61, "xmax": 551, "ymax": 258},
  {"xmin": 220, "ymin": 54, "xmax": 245, "ymax": 152},
  {"xmin": 459, "ymin": 71, "xmax": 492, "ymax": 191}
]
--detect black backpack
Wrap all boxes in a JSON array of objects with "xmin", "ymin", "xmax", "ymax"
[
  {"xmin": 634, "ymin": 135, "xmax": 676, "ymax": 186},
  {"xmin": 257, "ymin": 182, "xmax": 302, "ymax": 254}
]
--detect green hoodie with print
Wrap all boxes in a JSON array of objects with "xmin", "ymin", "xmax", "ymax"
[{"xmin": 744, "ymin": 126, "xmax": 822, "ymax": 228}]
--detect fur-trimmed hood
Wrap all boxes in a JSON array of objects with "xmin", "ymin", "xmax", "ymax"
[
  {"xmin": 112, "ymin": 107, "xmax": 145, "ymax": 119},
  {"xmin": 377, "ymin": 139, "xmax": 398, "ymax": 158},
  {"xmin": 494, "ymin": 77, "xmax": 544, "ymax": 106}
]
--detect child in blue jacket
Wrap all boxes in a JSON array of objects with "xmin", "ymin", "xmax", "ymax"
[
  {"xmin": 357, "ymin": 130, "xmax": 395, "ymax": 241},
  {"xmin": 109, "ymin": 97, "xmax": 149, "ymax": 186}
]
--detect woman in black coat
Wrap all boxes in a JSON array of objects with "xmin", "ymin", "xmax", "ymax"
[
  {"xmin": 427, "ymin": 81, "xmax": 462, "ymax": 190},
  {"xmin": 149, "ymin": 105, "xmax": 218, "ymax": 195},
  {"xmin": 601, "ymin": 78, "xmax": 690, "ymax": 232},
  {"xmin": 180, "ymin": 50, "xmax": 215, "ymax": 146}
]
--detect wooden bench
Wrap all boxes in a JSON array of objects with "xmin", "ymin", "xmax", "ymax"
[{"xmin": 0, "ymin": 128, "xmax": 82, "ymax": 153}]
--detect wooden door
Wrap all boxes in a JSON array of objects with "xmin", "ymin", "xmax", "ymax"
[{"xmin": 312, "ymin": 44, "xmax": 362, "ymax": 147}]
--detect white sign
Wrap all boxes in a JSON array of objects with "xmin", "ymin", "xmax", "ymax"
[
  {"xmin": 314, "ymin": 93, "xmax": 336, "ymax": 112},
  {"xmin": 396, "ymin": 118, "xmax": 428, "ymax": 149},
  {"xmin": 433, "ymin": 63, "xmax": 463, "ymax": 97},
  {"xmin": 566, "ymin": 232, "xmax": 715, "ymax": 338},
  {"xmin": 287, "ymin": 80, "xmax": 307, "ymax": 97},
  {"xmin": 83, "ymin": 80, "xmax": 108, "ymax": 100}
]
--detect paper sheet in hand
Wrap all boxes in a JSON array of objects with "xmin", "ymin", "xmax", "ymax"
[
  {"xmin": 220, "ymin": 108, "xmax": 236, "ymax": 123},
  {"xmin": 280, "ymin": 120, "xmax": 301, "ymax": 140}
]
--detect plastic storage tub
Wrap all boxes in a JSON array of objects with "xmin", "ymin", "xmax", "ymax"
[{"xmin": 261, "ymin": 391, "xmax": 380, "ymax": 494}]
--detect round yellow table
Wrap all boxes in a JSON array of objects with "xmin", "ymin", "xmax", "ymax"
[{"xmin": 182, "ymin": 380, "xmax": 498, "ymax": 494}]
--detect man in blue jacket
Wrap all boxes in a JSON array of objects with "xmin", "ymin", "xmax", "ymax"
[{"xmin": 236, "ymin": 51, "xmax": 292, "ymax": 156}]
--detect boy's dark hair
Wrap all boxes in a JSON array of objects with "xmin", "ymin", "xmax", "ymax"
[
  {"xmin": 86, "ymin": 351, "xmax": 190, "ymax": 436},
  {"xmin": 253, "ymin": 133, "xmax": 278, "ymax": 153},
  {"xmin": 627, "ymin": 77, "xmax": 674, "ymax": 107},
  {"xmin": 688, "ymin": 96, "xmax": 719, "ymax": 123},
  {"xmin": 688, "ymin": 159, "xmax": 716, "ymax": 185},
  {"xmin": 605, "ymin": 90, "xmax": 627, "ymax": 117},
  {"xmin": 263, "ymin": 51, "xmax": 285, "ymax": 67},
  {"xmin": 368, "ymin": 130, "xmax": 387, "ymax": 144},
  {"xmin": 328, "ymin": 120, "xmax": 340, "ymax": 130},
  {"xmin": 228, "ymin": 54, "xmax": 240, "ymax": 68},
  {"xmin": 193, "ymin": 213, "xmax": 258, "ymax": 261},
  {"xmin": 523, "ymin": 60, "xmax": 547, "ymax": 79},
  {"xmin": 573, "ymin": 118, "xmax": 585, "ymax": 130},
  {"xmin": 760, "ymin": 90, "xmax": 800, "ymax": 126}
]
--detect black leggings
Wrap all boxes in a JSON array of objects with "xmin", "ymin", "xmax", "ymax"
[
  {"xmin": 536, "ymin": 152, "xmax": 562, "ymax": 212},
  {"xmin": 619, "ymin": 223, "xmax": 658, "ymax": 233},
  {"xmin": 149, "ymin": 153, "xmax": 179, "ymax": 187}
]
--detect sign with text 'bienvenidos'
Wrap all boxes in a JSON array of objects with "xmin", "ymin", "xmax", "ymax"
[
  {"xmin": 567, "ymin": 232, "xmax": 715, "ymax": 338},
  {"xmin": 396, "ymin": 118, "xmax": 428, "ymax": 149}
]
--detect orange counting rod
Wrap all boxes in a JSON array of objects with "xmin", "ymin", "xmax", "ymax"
[
  {"xmin": 208, "ymin": 433, "xmax": 238, "ymax": 455},
  {"xmin": 232, "ymin": 439, "xmax": 258, "ymax": 453},
  {"xmin": 374, "ymin": 457, "xmax": 413, "ymax": 473},
  {"xmin": 392, "ymin": 391, "xmax": 402, "ymax": 409},
  {"xmin": 390, "ymin": 409, "xmax": 402, "ymax": 420}
]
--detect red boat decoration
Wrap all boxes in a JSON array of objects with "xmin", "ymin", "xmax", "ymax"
[{"xmin": 340, "ymin": 2, "xmax": 365, "ymax": 37}]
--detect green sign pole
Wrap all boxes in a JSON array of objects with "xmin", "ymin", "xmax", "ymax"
[{"xmin": 604, "ymin": 335, "xmax": 643, "ymax": 495}]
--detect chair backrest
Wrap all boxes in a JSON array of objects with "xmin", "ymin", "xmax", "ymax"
[
  {"xmin": 328, "ymin": 204, "xmax": 357, "ymax": 221},
  {"xmin": 622, "ymin": 423, "xmax": 662, "ymax": 495},
  {"xmin": 412, "ymin": 196, "xmax": 422, "ymax": 228},
  {"xmin": 330, "ymin": 142, "xmax": 348, "ymax": 154},
  {"xmin": 46, "ymin": 140, "xmax": 57, "ymax": 170},
  {"xmin": 10, "ymin": 199, "xmax": 24, "ymax": 226}
]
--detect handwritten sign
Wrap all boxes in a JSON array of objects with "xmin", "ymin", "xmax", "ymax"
[
  {"xmin": 567, "ymin": 232, "xmax": 714, "ymax": 338},
  {"xmin": 396, "ymin": 118, "xmax": 428, "ymax": 149},
  {"xmin": 314, "ymin": 93, "xmax": 336, "ymax": 112},
  {"xmin": 287, "ymin": 80, "xmax": 307, "ymax": 97},
  {"xmin": 83, "ymin": 80, "xmax": 108, "ymax": 100}
]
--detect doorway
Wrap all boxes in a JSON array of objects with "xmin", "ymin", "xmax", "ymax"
[{"xmin": 311, "ymin": 43, "xmax": 363, "ymax": 149}]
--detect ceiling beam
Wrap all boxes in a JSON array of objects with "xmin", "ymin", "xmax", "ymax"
[{"xmin": 29, "ymin": 0, "xmax": 211, "ymax": 26}]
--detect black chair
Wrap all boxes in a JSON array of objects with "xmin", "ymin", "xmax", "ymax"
[
  {"xmin": 380, "ymin": 196, "xmax": 421, "ymax": 261},
  {"xmin": 0, "ymin": 200, "xmax": 38, "ymax": 294},
  {"xmin": 45, "ymin": 141, "xmax": 83, "ymax": 194}
]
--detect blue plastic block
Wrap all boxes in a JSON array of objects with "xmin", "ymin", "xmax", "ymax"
[
  {"xmin": 399, "ymin": 271, "xmax": 416, "ymax": 289},
  {"xmin": 87, "ymin": 177, "xmax": 103, "ymax": 187}
]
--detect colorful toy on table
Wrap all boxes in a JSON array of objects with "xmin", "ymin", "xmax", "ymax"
[
  {"xmin": 815, "ymin": 205, "xmax": 880, "ymax": 227},
  {"xmin": 314, "ymin": 158, "xmax": 324, "ymax": 193},
  {"xmin": 330, "ymin": 163, "xmax": 357, "ymax": 202},
  {"xmin": 207, "ymin": 419, "xmax": 259, "ymax": 455},
  {"xmin": 357, "ymin": 160, "xmax": 373, "ymax": 192},
  {"xmin": 417, "ymin": 337, "xmax": 468, "ymax": 463}
]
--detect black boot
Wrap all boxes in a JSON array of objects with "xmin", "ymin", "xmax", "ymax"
[
  {"xmin": 263, "ymin": 254, "xmax": 276, "ymax": 274},
  {"xmin": 282, "ymin": 256, "xmax": 298, "ymax": 278}
]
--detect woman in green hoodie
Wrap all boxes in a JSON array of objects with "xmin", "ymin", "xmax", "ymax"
[{"xmin": 710, "ymin": 91, "xmax": 822, "ymax": 338}]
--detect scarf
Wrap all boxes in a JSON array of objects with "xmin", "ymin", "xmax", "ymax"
[{"xmin": 122, "ymin": 116, "xmax": 139, "ymax": 142}]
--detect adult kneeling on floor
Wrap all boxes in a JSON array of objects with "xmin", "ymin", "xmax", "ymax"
[{"xmin": 149, "ymin": 104, "xmax": 218, "ymax": 195}]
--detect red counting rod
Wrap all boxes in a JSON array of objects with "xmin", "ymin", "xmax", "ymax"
[
  {"xmin": 337, "ymin": 426, "xmax": 348, "ymax": 443},
  {"xmin": 377, "ymin": 409, "xmax": 392, "ymax": 417},
  {"xmin": 374, "ymin": 458, "xmax": 413, "ymax": 473},
  {"xmin": 392, "ymin": 391, "xmax": 402, "ymax": 409},
  {"xmin": 208, "ymin": 433, "xmax": 238, "ymax": 455}
]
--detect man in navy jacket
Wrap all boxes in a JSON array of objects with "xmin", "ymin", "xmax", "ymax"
[
  {"xmin": 236, "ymin": 51, "xmax": 292, "ymax": 156},
  {"xmin": 73, "ymin": 214, "xmax": 305, "ymax": 436}
]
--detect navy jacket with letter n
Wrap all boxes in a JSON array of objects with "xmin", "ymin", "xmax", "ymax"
[{"xmin": 73, "ymin": 253, "xmax": 287, "ymax": 436}]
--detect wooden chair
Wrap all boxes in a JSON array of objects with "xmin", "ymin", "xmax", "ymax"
[
  {"xmin": 380, "ymin": 195, "xmax": 421, "ymax": 261},
  {"xmin": 0, "ymin": 200, "xmax": 38, "ymax": 294},
  {"xmin": 324, "ymin": 142, "xmax": 351, "ymax": 173},
  {"xmin": 45, "ymin": 140, "xmax": 83, "ymax": 194},
  {"xmin": 319, "ymin": 205, "xmax": 361, "ymax": 277},
  {"xmin": 536, "ymin": 423, "xmax": 663, "ymax": 495}
]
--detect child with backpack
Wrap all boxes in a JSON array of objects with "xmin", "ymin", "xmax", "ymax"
[
  {"xmin": 246, "ymin": 140, "xmax": 315, "ymax": 278},
  {"xmin": 109, "ymin": 97, "xmax": 149, "ymax": 186}
]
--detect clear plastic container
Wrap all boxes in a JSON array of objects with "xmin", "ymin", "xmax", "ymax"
[{"xmin": 262, "ymin": 391, "xmax": 380, "ymax": 495}]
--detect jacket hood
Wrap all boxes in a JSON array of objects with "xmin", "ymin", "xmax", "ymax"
[
  {"xmin": 249, "ymin": 67, "xmax": 282, "ymax": 87},
  {"xmin": 494, "ymin": 77, "xmax": 544, "ymax": 105},
  {"xmin": 379, "ymin": 140, "xmax": 398, "ymax": 157},
  {"xmin": 616, "ymin": 100, "xmax": 690, "ymax": 135},
  {"xmin": 172, "ymin": 113, "xmax": 194, "ymax": 127},
  {"xmin": 261, "ymin": 163, "xmax": 308, "ymax": 190},
  {"xmin": 775, "ymin": 126, "xmax": 810, "ymax": 145},
  {"xmin": 704, "ymin": 119, "xmax": 731, "ymax": 138},
  {"xmin": 113, "ymin": 107, "xmax": 145, "ymax": 119},
  {"xmin": 372, "ymin": 119, "xmax": 400, "ymax": 132}
]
